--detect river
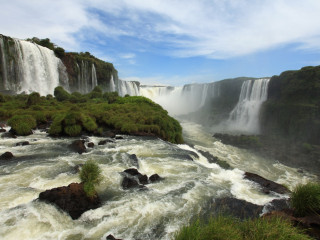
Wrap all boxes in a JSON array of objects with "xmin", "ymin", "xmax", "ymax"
[{"xmin": 0, "ymin": 121, "xmax": 316, "ymax": 240}]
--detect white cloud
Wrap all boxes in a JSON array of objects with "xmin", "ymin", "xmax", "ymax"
[{"xmin": 1, "ymin": 0, "xmax": 320, "ymax": 58}]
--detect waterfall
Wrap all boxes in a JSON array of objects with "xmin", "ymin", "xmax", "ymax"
[
  {"xmin": 109, "ymin": 75, "xmax": 116, "ymax": 92},
  {"xmin": 226, "ymin": 78, "xmax": 270, "ymax": 134},
  {"xmin": 0, "ymin": 35, "xmax": 69, "ymax": 95},
  {"xmin": 117, "ymin": 79, "xmax": 140, "ymax": 96},
  {"xmin": 91, "ymin": 64, "xmax": 98, "ymax": 90}
]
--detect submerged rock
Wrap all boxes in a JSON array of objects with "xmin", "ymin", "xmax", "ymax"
[
  {"xmin": 39, "ymin": 182, "xmax": 100, "ymax": 220},
  {"xmin": 198, "ymin": 150, "xmax": 231, "ymax": 169},
  {"xmin": 106, "ymin": 234, "xmax": 123, "ymax": 240},
  {"xmin": 1, "ymin": 132, "xmax": 17, "ymax": 138},
  {"xmin": 0, "ymin": 151, "xmax": 14, "ymax": 160},
  {"xmin": 68, "ymin": 140, "xmax": 86, "ymax": 154},
  {"xmin": 128, "ymin": 154, "xmax": 139, "ymax": 168},
  {"xmin": 87, "ymin": 142, "xmax": 94, "ymax": 148},
  {"xmin": 244, "ymin": 172, "xmax": 290, "ymax": 194},
  {"xmin": 121, "ymin": 168, "xmax": 164, "ymax": 189},
  {"xmin": 149, "ymin": 174, "xmax": 164, "ymax": 183},
  {"xmin": 15, "ymin": 141, "xmax": 30, "ymax": 146},
  {"xmin": 98, "ymin": 139, "xmax": 114, "ymax": 145}
]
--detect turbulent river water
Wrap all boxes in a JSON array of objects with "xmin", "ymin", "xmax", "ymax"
[{"xmin": 0, "ymin": 121, "xmax": 316, "ymax": 240}]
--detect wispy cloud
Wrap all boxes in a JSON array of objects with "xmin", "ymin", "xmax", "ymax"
[{"xmin": 2, "ymin": 0, "xmax": 320, "ymax": 59}]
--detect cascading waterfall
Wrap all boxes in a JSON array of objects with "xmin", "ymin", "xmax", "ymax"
[
  {"xmin": 226, "ymin": 78, "xmax": 270, "ymax": 134},
  {"xmin": 118, "ymin": 79, "xmax": 140, "ymax": 96},
  {"xmin": 91, "ymin": 64, "xmax": 98, "ymax": 90},
  {"xmin": 109, "ymin": 75, "xmax": 116, "ymax": 92},
  {"xmin": 0, "ymin": 35, "xmax": 68, "ymax": 95}
]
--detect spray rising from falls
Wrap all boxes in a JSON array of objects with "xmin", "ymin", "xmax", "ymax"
[
  {"xmin": 226, "ymin": 78, "xmax": 270, "ymax": 134},
  {"xmin": 140, "ymin": 83, "xmax": 220, "ymax": 115},
  {"xmin": 0, "ymin": 36, "xmax": 69, "ymax": 95}
]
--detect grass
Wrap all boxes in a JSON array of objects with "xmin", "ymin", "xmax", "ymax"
[
  {"xmin": 290, "ymin": 182, "xmax": 320, "ymax": 217},
  {"xmin": 79, "ymin": 160, "xmax": 102, "ymax": 197},
  {"xmin": 174, "ymin": 215, "xmax": 312, "ymax": 240},
  {"xmin": 7, "ymin": 115, "xmax": 37, "ymax": 135}
]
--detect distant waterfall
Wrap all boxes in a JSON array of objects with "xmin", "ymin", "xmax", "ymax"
[
  {"xmin": 118, "ymin": 79, "xmax": 140, "ymax": 96},
  {"xmin": 91, "ymin": 64, "xmax": 98, "ymax": 90},
  {"xmin": 226, "ymin": 78, "xmax": 270, "ymax": 134},
  {"xmin": 140, "ymin": 83, "xmax": 219, "ymax": 115},
  {"xmin": 0, "ymin": 36, "xmax": 68, "ymax": 95},
  {"xmin": 109, "ymin": 75, "xmax": 116, "ymax": 92}
]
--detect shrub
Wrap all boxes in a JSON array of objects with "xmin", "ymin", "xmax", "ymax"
[
  {"xmin": 290, "ymin": 182, "xmax": 320, "ymax": 216},
  {"xmin": 54, "ymin": 47, "xmax": 65, "ymax": 58},
  {"xmin": 54, "ymin": 86, "xmax": 70, "ymax": 101},
  {"xmin": 64, "ymin": 124, "xmax": 82, "ymax": 136},
  {"xmin": 79, "ymin": 160, "xmax": 102, "ymax": 197},
  {"xmin": 26, "ymin": 92, "xmax": 41, "ymax": 106},
  {"xmin": 0, "ymin": 93, "xmax": 5, "ymax": 102},
  {"xmin": 48, "ymin": 114, "xmax": 65, "ymax": 135},
  {"xmin": 7, "ymin": 115, "xmax": 36, "ymax": 136},
  {"xmin": 103, "ymin": 91, "xmax": 119, "ymax": 103}
]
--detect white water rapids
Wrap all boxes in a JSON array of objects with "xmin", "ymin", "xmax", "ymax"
[{"xmin": 0, "ymin": 122, "xmax": 315, "ymax": 240}]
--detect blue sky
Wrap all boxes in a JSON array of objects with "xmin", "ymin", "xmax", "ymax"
[{"xmin": 1, "ymin": 0, "xmax": 320, "ymax": 86}]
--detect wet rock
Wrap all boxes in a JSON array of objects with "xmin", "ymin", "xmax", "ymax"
[
  {"xmin": 1, "ymin": 132, "xmax": 17, "ymax": 138},
  {"xmin": 244, "ymin": 172, "xmax": 290, "ymax": 195},
  {"xmin": 128, "ymin": 154, "xmax": 139, "ymax": 168},
  {"xmin": 106, "ymin": 234, "xmax": 123, "ymax": 240},
  {"xmin": 68, "ymin": 140, "xmax": 86, "ymax": 154},
  {"xmin": 264, "ymin": 198, "xmax": 290, "ymax": 213},
  {"xmin": 115, "ymin": 136, "xmax": 124, "ymax": 140},
  {"xmin": 212, "ymin": 197, "xmax": 263, "ymax": 219},
  {"xmin": 39, "ymin": 182, "xmax": 100, "ymax": 220},
  {"xmin": 98, "ymin": 139, "xmax": 114, "ymax": 145},
  {"xmin": 149, "ymin": 174, "xmax": 164, "ymax": 183},
  {"xmin": 121, "ymin": 168, "xmax": 149, "ymax": 189},
  {"xmin": 15, "ymin": 141, "xmax": 30, "ymax": 146},
  {"xmin": 198, "ymin": 150, "xmax": 231, "ymax": 169},
  {"xmin": 0, "ymin": 151, "xmax": 14, "ymax": 160},
  {"xmin": 87, "ymin": 142, "xmax": 94, "ymax": 148},
  {"xmin": 122, "ymin": 177, "xmax": 140, "ymax": 189},
  {"xmin": 0, "ymin": 128, "xmax": 6, "ymax": 133}
]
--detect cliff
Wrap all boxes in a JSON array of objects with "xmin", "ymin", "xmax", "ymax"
[{"xmin": 261, "ymin": 66, "xmax": 320, "ymax": 144}]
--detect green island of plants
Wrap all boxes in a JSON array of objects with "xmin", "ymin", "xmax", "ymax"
[{"xmin": 0, "ymin": 86, "xmax": 183, "ymax": 144}]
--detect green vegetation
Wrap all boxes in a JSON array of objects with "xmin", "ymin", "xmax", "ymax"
[
  {"xmin": 79, "ymin": 160, "xmax": 102, "ymax": 197},
  {"xmin": 7, "ymin": 115, "xmax": 36, "ymax": 135},
  {"xmin": 0, "ymin": 87, "xmax": 183, "ymax": 143},
  {"xmin": 290, "ymin": 182, "xmax": 320, "ymax": 217},
  {"xmin": 174, "ymin": 215, "xmax": 312, "ymax": 240}
]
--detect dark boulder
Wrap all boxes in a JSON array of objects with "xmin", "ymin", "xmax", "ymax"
[
  {"xmin": 39, "ymin": 182, "xmax": 100, "ymax": 220},
  {"xmin": 87, "ymin": 142, "xmax": 94, "ymax": 148},
  {"xmin": 121, "ymin": 177, "xmax": 140, "ymax": 189},
  {"xmin": 198, "ymin": 150, "xmax": 231, "ymax": 169},
  {"xmin": 68, "ymin": 140, "xmax": 86, "ymax": 154},
  {"xmin": 121, "ymin": 168, "xmax": 149, "ymax": 189},
  {"xmin": 98, "ymin": 139, "xmax": 114, "ymax": 145},
  {"xmin": 1, "ymin": 132, "xmax": 17, "ymax": 138},
  {"xmin": 0, "ymin": 128, "xmax": 6, "ymax": 133},
  {"xmin": 212, "ymin": 197, "xmax": 263, "ymax": 219},
  {"xmin": 244, "ymin": 172, "xmax": 290, "ymax": 194},
  {"xmin": 115, "ymin": 136, "xmax": 124, "ymax": 140},
  {"xmin": 106, "ymin": 234, "xmax": 123, "ymax": 240},
  {"xmin": 264, "ymin": 198, "xmax": 290, "ymax": 213},
  {"xmin": 0, "ymin": 151, "xmax": 14, "ymax": 160},
  {"xmin": 16, "ymin": 141, "xmax": 30, "ymax": 146},
  {"xmin": 149, "ymin": 174, "xmax": 164, "ymax": 183}
]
